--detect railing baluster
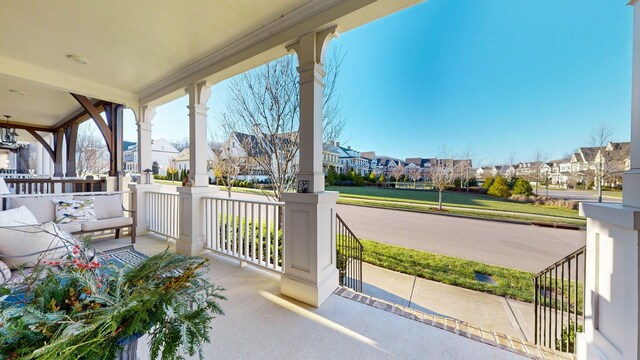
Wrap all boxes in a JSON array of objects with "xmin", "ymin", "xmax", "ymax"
[{"xmin": 266, "ymin": 205, "xmax": 271, "ymax": 268}]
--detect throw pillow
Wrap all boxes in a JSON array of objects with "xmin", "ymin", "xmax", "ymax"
[
  {"xmin": 53, "ymin": 198, "xmax": 96, "ymax": 224},
  {"xmin": 0, "ymin": 206, "xmax": 39, "ymax": 226},
  {"xmin": 76, "ymin": 194, "xmax": 123, "ymax": 219},
  {"xmin": 0, "ymin": 222, "xmax": 78, "ymax": 269},
  {"xmin": 0, "ymin": 259, "xmax": 10, "ymax": 285}
]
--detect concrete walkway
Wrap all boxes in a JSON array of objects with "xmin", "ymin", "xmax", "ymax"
[{"xmin": 362, "ymin": 263, "xmax": 535, "ymax": 342}]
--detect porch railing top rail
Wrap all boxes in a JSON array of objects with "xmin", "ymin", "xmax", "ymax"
[
  {"xmin": 534, "ymin": 245, "xmax": 586, "ymax": 277},
  {"xmin": 202, "ymin": 194, "xmax": 284, "ymax": 207},
  {"xmin": 0, "ymin": 190, "xmax": 131, "ymax": 198}
]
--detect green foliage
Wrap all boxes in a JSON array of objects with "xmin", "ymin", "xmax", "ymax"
[
  {"xmin": 556, "ymin": 320, "xmax": 583, "ymax": 353},
  {"xmin": 360, "ymin": 239, "xmax": 534, "ymax": 302},
  {"xmin": 369, "ymin": 171, "xmax": 377, "ymax": 183},
  {"xmin": 488, "ymin": 176, "xmax": 511, "ymax": 198},
  {"xmin": 0, "ymin": 249, "xmax": 225, "ymax": 360},
  {"xmin": 353, "ymin": 172, "xmax": 365, "ymax": 186},
  {"xmin": 326, "ymin": 166, "xmax": 337, "ymax": 186},
  {"xmin": 482, "ymin": 176, "xmax": 495, "ymax": 190},
  {"xmin": 512, "ymin": 177, "xmax": 533, "ymax": 196},
  {"xmin": 378, "ymin": 174, "xmax": 385, "ymax": 183},
  {"xmin": 151, "ymin": 161, "xmax": 160, "ymax": 175}
]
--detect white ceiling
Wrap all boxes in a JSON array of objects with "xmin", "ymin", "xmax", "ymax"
[{"xmin": 0, "ymin": 0, "xmax": 421, "ymax": 129}]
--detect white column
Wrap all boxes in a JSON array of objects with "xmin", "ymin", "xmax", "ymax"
[
  {"xmin": 186, "ymin": 82, "xmax": 211, "ymax": 187},
  {"xmin": 577, "ymin": 4, "xmax": 640, "ymax": 359},
  {"xmin": 281, "ymin": 27, "xmax": 340, "ymax": 307},
  {"xmin": 176, "ymin": 81, "xmax": 218, "ymax": 256},
  {"xmin": 137, "ymin": 106, "xmax": 155, "ymax": 185}
]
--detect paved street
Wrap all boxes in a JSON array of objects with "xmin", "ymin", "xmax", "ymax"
[
  {"xmin": 532, "ymin": 188, "xmax": 621, "ymax": 203},
  {"xmin": 336, "ymin": 204, "xmax": 586, "ymax": 273}
]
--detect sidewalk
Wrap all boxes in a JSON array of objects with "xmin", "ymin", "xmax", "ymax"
[{"xmin": 362, "ymin": 263, "xmax": 534, "ymax": 342}]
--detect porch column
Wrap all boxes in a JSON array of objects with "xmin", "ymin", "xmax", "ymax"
[
  {"xmin": 129, "ymin": 105, "xmax": 161, "ymax": 236},
  {"xmin": 65, "ymin": 124, "xmax": 78, "ymax": 177},
  {"xmin": 53, "ymin": 128, "xmax": 64, "ymax": 177},
  {"xmin": 577, "ymin": 3, "xmax": 640, "ymax": 359},
  {"xmin": 281, "ymin": 27, "xmax": 340, "ymax": 307},
  {"xmin": 137, "ymin": 105, "xmax": 155, "ymax": 184},
  {"xmin": 176, "ymin": 81, "xmax": 218, "ymax": 256}
]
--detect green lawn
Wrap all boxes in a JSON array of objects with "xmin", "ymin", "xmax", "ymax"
[
  {"xmin": 360, "ymin": 239, "xmax": 535, "ymax": 302},
  {"xmin": 327, "ymin": 186, "xmax": 582, "ymax": 220}
]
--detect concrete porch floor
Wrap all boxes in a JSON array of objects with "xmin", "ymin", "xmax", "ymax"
[{"xmin": 94, "ymin": 234, "xmax": 524, "ymax": 360}]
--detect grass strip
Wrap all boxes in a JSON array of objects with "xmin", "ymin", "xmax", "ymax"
[
  {"xmin": 360, "ymin": 239, "xmax": 535, "ymax": 303},
  {"xmin": 328, "ymin": 186, "xmax": 583, "ymax": 219},
  {"xmin": 339, "ymin": 198, "xmax": 586, "ymax": 228}
]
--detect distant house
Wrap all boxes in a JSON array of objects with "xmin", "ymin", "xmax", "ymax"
[
  {"xmin": 123, "ymin": 138, "xmax": 179, "ymax": 176},
  {"xmin": 335, "ymin": 143, "xmax": 370, "ymax": 176},
  {"xmin": 171, "ymin": 147, "xmax": 217, "ymax": 182},
  {"xmin": 475, "ymin": 166, "xmax": 497, "ymax": 180},
  {"xmin": 323, "ymin": 143, "xmax": 342, "ymax": 174}
]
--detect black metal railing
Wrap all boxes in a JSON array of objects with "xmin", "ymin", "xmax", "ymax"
[
  {"xmin": 336, "ymin": 213, "xmax": 364, "ymax": 293},
  {"xmin": 534, "ymin": 246, "xmax": 586, "ymax": 353},
  {"xmin": 3, "ymin": 178, "xmax": 106, "ymax": 194}
]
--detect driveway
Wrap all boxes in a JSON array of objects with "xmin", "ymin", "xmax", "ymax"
[{"xmin": 336, "ymin": 204, "xmax": 586, "ymax": 273}]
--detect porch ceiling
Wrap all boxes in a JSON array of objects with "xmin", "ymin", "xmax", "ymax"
[{"xmin": 0, "ymin": 0, "xmax": 421, "ymax": 129}]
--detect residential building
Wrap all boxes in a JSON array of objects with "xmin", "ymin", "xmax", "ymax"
[
  {"xmin": 171, "ymin": 147, "xmax": 217, "ymax": 182},
  {"xmin": 336, "ymin": 143, "xmax": 370, "ymax": 176},
  {"xmin": 123, "ymin": 139, "xmax": 179, "ymax": 176}
]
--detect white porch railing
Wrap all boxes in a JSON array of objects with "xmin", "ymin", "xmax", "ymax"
[
  {"xmin": 146, "ymin": 191, "xmax": 180, "ymax": 239},
  {"xmin": 204, "ymin": 196, "xmax": 284, "ymax": 273}
]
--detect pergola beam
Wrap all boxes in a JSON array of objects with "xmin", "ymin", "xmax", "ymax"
[
  {"xmin": 26, "ymin": 129, "xmax": 54, "ymax": 161},
  {"xmin": 70, "ymin": 93, "xmax": 113, "ymax": 153}
]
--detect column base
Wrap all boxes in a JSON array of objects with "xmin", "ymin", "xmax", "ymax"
[
  {"xmin": 129, "ymin": 183, "xmax": 162, "ymax": 236},
  {"xmin": 281, "ymin": 269, "xmax": 339, "ymax": 307},
  {"xmin": 280, "ymin": 191, "xmax": 339, "ymax": 307},
  {"xmin": 176, "ymin": 186, "xmax": 219, "ymax": 256}
]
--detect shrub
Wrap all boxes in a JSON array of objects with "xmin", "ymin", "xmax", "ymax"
[
  {"xmin": 483, "ymin": 176, "xmax": 495, "ymax": 190},
  {"xmin": 508, "ymin": 194, "xmax": 579, "ymax": 210},
  {"xmin": 488, "ymin": 176, "xmax": 511, "ymax": 198},
  {"xmin": 512, "ymin": 178, "xmax": 533, "ymax": 196}
]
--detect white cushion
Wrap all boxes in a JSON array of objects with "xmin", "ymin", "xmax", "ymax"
[
  {"xmin": 80, "ymin": 217, "xmax": 132, "ymax": 232},
  {"xmin": 11, "ymin": 195, "xmax": 73, "ymax": 223},
  {"xmin": 0, "ymin": 259, "xmax": 10, "ymax": 285},
  {"xmin": 76, "ymin": 194, "xmax": 123, "ymax": 219},
  {"xmin": 57, "ymin": 222, "xmax": 82, "ymax": 233},
  {"xmin": 0, "ymin": 206, "xmax": 39, "ymax": 226},
  {"xmin": 53, "ymin": 198, "xmax": 96, "ymax": 224},
  {"xmin": 0, "ymin": 222, "xmax": 78, "ymax": 269}
]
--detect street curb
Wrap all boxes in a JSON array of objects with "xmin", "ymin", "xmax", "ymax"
[{"xmin": 337, "ymin": 201, "xmax": 586, "ymax": 231}]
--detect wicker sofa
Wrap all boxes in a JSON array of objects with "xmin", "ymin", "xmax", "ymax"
[{"xmin": 3, "ymin": 192, "xmax": 135, "ymax": 243}]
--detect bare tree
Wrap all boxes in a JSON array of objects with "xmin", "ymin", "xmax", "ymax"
[
  {"xmin": 220, "ymin": 50, "xmax": 345, "ymax": 201},
  {"xmin": 391, "ymin": 161, "xmax": 404, "ymax": 187},
  {"xmin": 170, "ymin": 137, "xmax": 189, "ymax": 152},
  {"xmin": 458, "ymin": 146, "xmax": 475, "ymax": 191},
  {"xmin": 76, "ymin": 122, "xmax": 108, "ymax": 178},
  {"xmin": 530, "ymin": 150, "xmax": 548, "ymax": 195},
  {"xmin": 406, "ymin": 166, "xmax": 422, "ymax": 188},
  {"xmin": 210, "ymin": 124, "xmax": 246, "ymax": 198},
  {"xmin": 432, "ymin": 148, "xmax": 454, "ymax": 210},
  {"xmin": 589, "ymin": 124, "xmax": 626, "ymax": 202}
]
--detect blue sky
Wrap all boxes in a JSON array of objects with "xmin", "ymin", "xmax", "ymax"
[{"xmin": 123, "ymin": 0, "xmax": 633, "ymax": 166}]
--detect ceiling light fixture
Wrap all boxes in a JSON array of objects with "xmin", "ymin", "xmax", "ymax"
[
  {"xmin": 0, "ymin": 115, "xmax": 19, "ymax": 150},
  {"xmin": 67, "ymin": 54, "xmax": 89, "ymax": 64}
]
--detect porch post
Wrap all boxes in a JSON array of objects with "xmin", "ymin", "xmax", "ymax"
[
  {"xmin": 176, "ymin": 81, "xmax": 218, "ymax": 256},
  {"xmin": 137, "ymin": 105, "xmax": 155, "ymax": 184},
  {"xmin": 280, "ymin": 27, "xmax": 340, "ymax": 307},
  {"xmin": 53, "ymin": 128, "xmax": 64, "ymax": 177},
  {"xmin": 129, "ymin": 105, "xmax": 161, "ymax": 236},
  {"xmin": 65, "ymin": 124, "xmax": 78, "ymax": 178},
  {"xmin": 577, "ymin": 3, "xmax": 640, "ymax": 359}
]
